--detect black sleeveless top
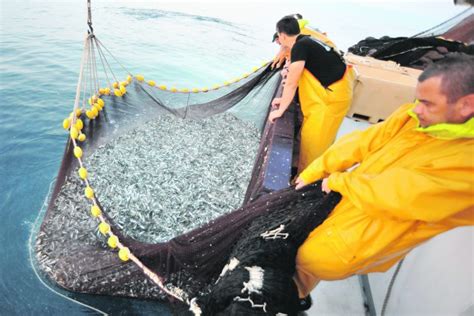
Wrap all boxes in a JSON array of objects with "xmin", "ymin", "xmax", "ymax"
[{"xmin": 291, "ymin": 35, "xmax": 346, "ymax": 87}]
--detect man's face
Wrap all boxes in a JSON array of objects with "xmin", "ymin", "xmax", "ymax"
[
  {"xmin": 414, "ymin": 76, "xmax": 464, "ymax": 127},
  {"xmin": 277, "ymin": 32, "xmax": 289, "ymax": 48}
]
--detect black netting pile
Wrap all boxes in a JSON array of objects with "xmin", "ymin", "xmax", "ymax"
[
  {"xmin": 176, "ymin": 186, "xmax": 341, "ymax": 315},
  {"xmin": 348, "ymin": 10, "xmax": 474, "ymax": 69}
]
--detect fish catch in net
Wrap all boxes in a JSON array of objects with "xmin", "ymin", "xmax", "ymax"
[{"xmin": 33, "ymin": 12, "xmax": 343, "ymax": 313}]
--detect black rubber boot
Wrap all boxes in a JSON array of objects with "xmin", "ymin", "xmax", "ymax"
[{"xmin": 297, "ymin": 295, "xmax": 312, "ymax": 312}]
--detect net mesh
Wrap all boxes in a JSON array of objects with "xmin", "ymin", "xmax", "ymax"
[{"xmin": 347, "ymin": 9, "xmax": 474, "ymax": 69}]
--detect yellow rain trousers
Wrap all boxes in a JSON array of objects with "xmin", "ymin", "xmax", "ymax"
[
  {"xmin": 297, "ymin": 67, "xmax": 354, "ymax": 172},
  {"xmin": 295, "ymin": 103, "xmax": 474, "ymax": 297}
]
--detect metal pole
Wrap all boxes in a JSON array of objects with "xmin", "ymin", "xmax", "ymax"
[{"xmin": 359, "ymin": 275, "xmax": 377, "ymax": 316}]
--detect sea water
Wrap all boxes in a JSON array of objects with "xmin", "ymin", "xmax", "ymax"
[{"xmin": 0, "ymin": 0, "xmax": 466, "ymax": 314}]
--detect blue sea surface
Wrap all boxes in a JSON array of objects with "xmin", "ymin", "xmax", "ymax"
[{"xmin": 0, "ymin": 0, "xmax": 466, "ymax": 314}]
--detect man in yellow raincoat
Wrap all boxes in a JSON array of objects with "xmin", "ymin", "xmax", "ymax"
[
  {"xmin": 293, "ymin": 54, "xmax": 474, "ymax": 298},
  {"xmin": 268, "ymin": 16, "xmax": 354, "ymax": 172}
]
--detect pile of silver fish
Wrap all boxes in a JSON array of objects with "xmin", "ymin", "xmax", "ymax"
[
  {"xmin": 35, "ymin": 113, "xmax": 260, "ymax": 298},
  {"xmin": 88, "ymin": 113, "xmax": 260, "ymax": 242}
]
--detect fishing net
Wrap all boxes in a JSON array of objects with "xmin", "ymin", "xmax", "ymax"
[
  {"xmin": 179, "ymin": 186, "xmax": 341, "ymax": 316},
  {"xmin": 348, "ymin": 9, "xmax": 474, "ymax": 69},
  {"xmin": 34, "ymin": 24, "xmax": 337, "ymax": 314}
]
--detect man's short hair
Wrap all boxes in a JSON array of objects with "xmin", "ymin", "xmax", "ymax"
[
  {"xmin": 419, "ymin": 53, "xmax": 474, "ymax": 103},
  {"xmin": 272, "ymin": 32, "xmax": 279, "ymax": 42},
  {"xmin": 276, "ymin": 16, "xmax": 300, "ymax": 36}
]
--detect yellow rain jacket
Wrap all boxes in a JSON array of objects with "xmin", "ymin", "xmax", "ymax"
[
  {"xmin": 297, "ymin": 67, "xmax": 354, "ymax": 171},
  {"xmin": 295, "ymin": 103, "xmax": 474, "ymax": 297}
]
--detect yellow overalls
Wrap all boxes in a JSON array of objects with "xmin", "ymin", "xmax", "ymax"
[{"xmin": 297, "ymin": 66, "xmax": 355, "ymax": 171}]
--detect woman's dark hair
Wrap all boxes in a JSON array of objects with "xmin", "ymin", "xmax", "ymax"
[{"xmin": 276, "ymin": 16, "xmax": 300, "ymax": 36}]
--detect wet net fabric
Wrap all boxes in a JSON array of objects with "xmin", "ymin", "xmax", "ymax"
[
  {"xmin": 35, "ymin": 63, "xmax": 335, "ymax": 310},
  {"xmin": 183, "ymin": 186, "xmax": 341, "ymax": 315},
  {"xmin": 347, "ymin": 36, "xmax": 473, "ymax": 69},
  {"xmin": 347, "ymin": 10, "xmax": 474, "ymax": 69}
]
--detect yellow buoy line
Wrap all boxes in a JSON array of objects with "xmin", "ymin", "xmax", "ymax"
[
  {"xmin": 64, "ymin": 107, "xmax": 193, "ymax": 302},
  {"xmin": 64, "ymin": 60, "xmax": 270, "ymax": 122},
  {"xmin": 134, "ymin": 61, "xmax": 269, "ymax": 93},
  {"xmin": 61, "ymin": 34, "xmax": 194, "ymax": 304},
  {"xmin": 67, "ymin": 131, "xmax": 187, "ymax": 301}
]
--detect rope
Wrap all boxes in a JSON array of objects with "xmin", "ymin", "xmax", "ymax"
[
  {"xmin": 80, "ymin": 42, "xmax": 89, "ymax": 112},
  {"xmin": 95, "ymin": 37, "xmax": 133, "ymax": 76},
  {"xmin": 28, "ymin": 180, "xmax": 107, "ymax": 316},
  {"xmin": 87, "ymin": 38, "xmax": 94, "ymax": 104},
  {"xmin": 136, "ymin": 61, "xmax": 269, "ymax": 94},
  {"xmin": 411, "ymin": 7, "xmax": 473, "ymax": 38},
  {"xmin": 94, "ymin": 37, "xmax": 113, "ymax": 89},
  {"xmin": 90, "ymin": 37, "xmax": 99, "ymax": 96},
  {"xmin": 71, "ymin": 34, "xmax": 91, "ymax": 125},
  {"xmin": 381, "ymin": 259, "xmax": 404, "ymax": 316},
  {"xmin": 184, "ymin": 92, "xmax": 191, "ymax": 119},
  {"xmin": 94, "ymin": 38, "xmax": 121, "ymax": 86}
]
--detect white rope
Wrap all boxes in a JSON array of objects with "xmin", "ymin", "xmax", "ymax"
[
  {"xmin": 90, "ymin": 37, "xmax": 99, "ymax": 95},
  {"xmin": 93, "ymin": 37, "xmax": 113, "ymax": 89},
  {"xmin": 95, "ymin": 37, "xmax": 132, "ymax": 76},
  {"xmin": 71, "ymin": 34, "xmax": 91, "ymax": 125},
  {"xmin": 260, "ymin": 224, "xmax": 289, "ymax": 240},
  {"xmin": 28, "ymin": 180, "xmax": 107, "ymax": 315},
  {"xmin": 233, "ymin": 296, "xmax": 267, "ymax": 312},
  {"xmin": 94, "ymin": 39, "xmax": 121, "ymax": 85},
  {"xmin": 87, "ymin": 38, "xmax": 95, "ymax": 104}
]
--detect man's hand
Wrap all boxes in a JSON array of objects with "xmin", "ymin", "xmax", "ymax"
[
  {"xmin": 268, "ymin": 109, "xmax": 284, "ymax": 123},
  {"xmin": 271, "ymin": 97, "xmax": 281, "ymax": 108},
  {"xmin": 295, "ymin": 176, "xmax": 307, "ymax": 190},
  {"xmin": 321, "ymin": 178, "xmax": 331, "ymax": 194},
  {"xmin": 271, "ymin": 48, "xmax": 289, "ymax": 69},
  {"xmin": 271, "ymin": 57, "xmax": 283, "ymax": 70},
  {"xmin": 271, "ymin": 54, "xmax": 285, "ymax": 69}
]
